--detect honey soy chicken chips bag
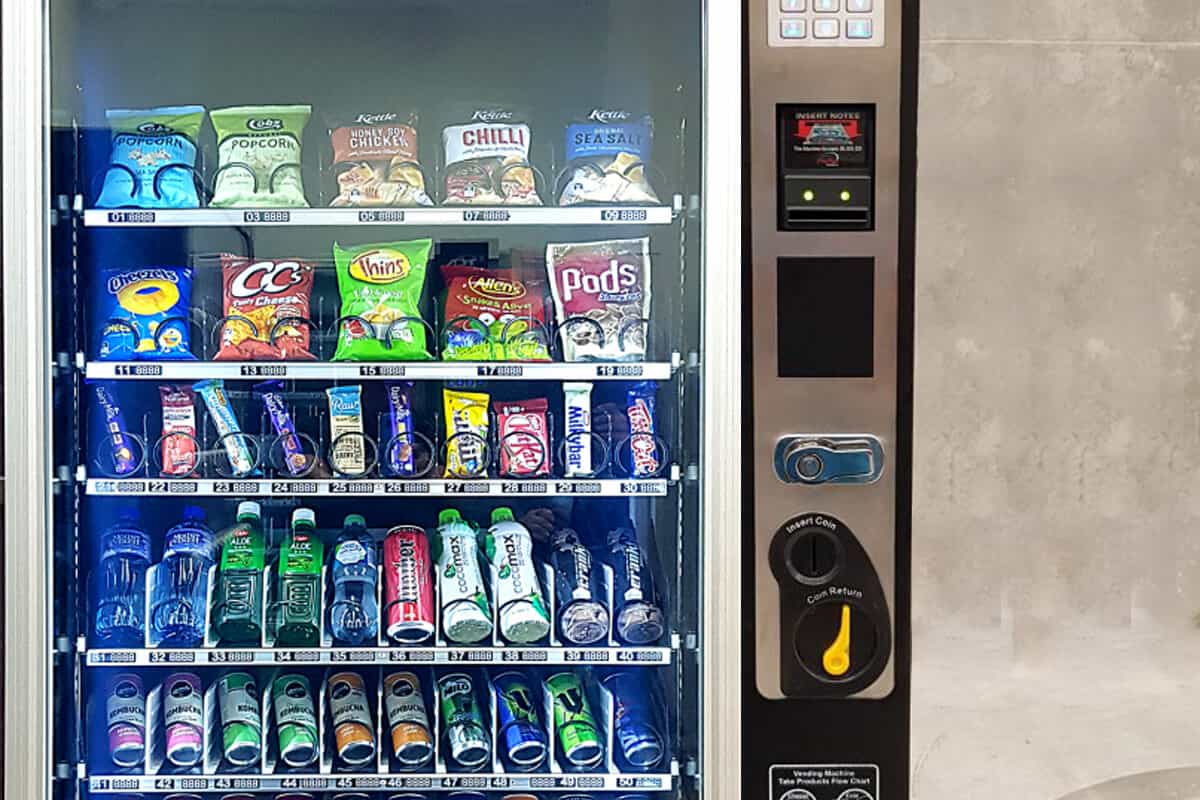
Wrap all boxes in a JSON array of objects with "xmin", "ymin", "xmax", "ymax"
[
  {"xmin": 332, "ymin": 239, "xmax": 433, "ymax": 361},
  {"xmin": 210, "ymin": 105, "xmax": 311, "ymax": 208},
  {"xmin": 328, "ymin": 110, "xmax": 432, "ymax": 207}
]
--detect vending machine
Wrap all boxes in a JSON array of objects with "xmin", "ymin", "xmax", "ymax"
[{"xmin": 1, "ymin": 0, "xmax": 913, "ymax": 799}]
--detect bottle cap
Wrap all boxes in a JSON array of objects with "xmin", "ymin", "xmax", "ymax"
[
  {"xmin": 344, "ymin": 514, "xmax": 367, "ymax": 528},
  {"xmin": 236, "ymin": 501, "xmax": 261, "ymax": 520},
  {"xmin": 438, "ymin": 509, "xmax": 463, "ymax": 526},
  {"xmin": 491, "ymin": 507, "xmax": 515, "ymax": 524},
  {"xmin": 182, "ymin": 505, "xmax": 206, "ymax": 521},
  {"xmin": 292, "ymin": 508, "xmax": 316, "ymax": 527}
]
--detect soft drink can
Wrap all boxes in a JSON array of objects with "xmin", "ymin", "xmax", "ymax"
[
  {"xmin": 545, "ymin": 672, "xmax": 604, "ymax": 768},
  {"xmin": 387, "ymin": 794, "xmax": 429, "ymax": 800},
  {"xmin": 272, "ymin": 673, "xmax": 319, "ymax": 768},
  {"xmin": 384, "ymin": 526, "xmax": 435, "ymax": 644},
  {"xmin": 551, "ymin": 530, "xmax": 609, "ymax": 645},
  {"xmin": 330, "ymin": 795, "xmax": 371, "ymax": 800},
  {"xmin": 602, "ymin": 672, "xmax": 665, "ymax": 768},
  {"xmin": 273, "ymin": 795, "xmax": 316, "ymax": 800},
  {"xmin": 383, "ymin": 671, "xmax": 434, "ymax": 767},
  {"xmin": 492, "ymin": 671, "xmax": 548, "ymax": 770},
  {"xmin": 218, "ymin": 671, "xmax": 262, "ymax": 767},
  {"xmin": 106, "ymin": 673, "xmax": 145, "ymax": 767},
  {"xmin": 608, "ymin": 528, "xmax": 664, "ymax": 645},
  {"xmin": 163, "ymin": 672, "xmax": 204, "ymax": 767},
  {"xmin": 328, "ymin": 671, "xmax": 376, "ymax": 766},
  {"xmin": 218, "ymin": 795, "xmax": 257, "ymax": 800},
  {"xmin": 446, "ymin": 794, "xmax": 487, "ymax": 800},
  {"xmin": 502, "ymin": 795, "xmax": 540, "ymax": 800},
  {"xmin": 437, "ymin": 672, "xmax": 491, "ymax": 769},
  {"xmin": 163, "ymin": 795, "xmax": 203, "ymax": 800}
]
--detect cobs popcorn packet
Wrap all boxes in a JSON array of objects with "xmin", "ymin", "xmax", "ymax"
[
  {"xmin": 328, "ymin": 110, "xmax": 432, "ymax": 207},
  {"xmin": 442, "ymin": 107, "xmax": 542, "ymax": 205},
  {"xmin": 210, "ymin": 105, "xmax": 311, "ymax": 208},
  {"xmin": 332, "ymin": 239, "xmax": 432, "ymax": 361},
  {"xmin": 97, "ymin": 106, "xmax": 205, "ymax": 209},
  {"xmin": 558, "ymin": 108, "xmax": 658, "ymax": 205},
  {"xmin": 546, "ymin": 237, "xmax": 652, "ymax": 362},
  {"xmin": 95, "ymin": 266, "xmax": 195, "ymax": 360},
  {"xmin": 216, "ymin": 256, "xmax": 316, "ymax": 361}
]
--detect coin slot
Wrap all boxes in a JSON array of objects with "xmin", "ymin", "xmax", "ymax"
[{"xmin": 783, "ymin": 528, "xmax": 840, "ymax": 585}]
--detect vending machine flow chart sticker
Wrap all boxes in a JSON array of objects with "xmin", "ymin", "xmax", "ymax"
[{"xmin": 771, "ymin": 764, "xmax": 879, "ymax": 800}]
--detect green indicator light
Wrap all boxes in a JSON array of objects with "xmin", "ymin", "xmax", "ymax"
[
  {"xmin": 840, "ymin": 190, "xmax": 852, "ymax": 202},
  {"xmin": 803, "ymin": 189, "xmax": 816, "ymax": 202}
]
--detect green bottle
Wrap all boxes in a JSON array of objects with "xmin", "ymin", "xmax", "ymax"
[
  {"xmin": 274, "ymin": 507, "xmax": 323, "ymax": 647},
  {"xmin": 213, "ymin": 501, "xmax": 265, "ymax": 646}
]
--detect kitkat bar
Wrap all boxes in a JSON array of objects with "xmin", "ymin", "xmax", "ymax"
[{"xmin": 495, "ymin": 397, "xmax": 551, "ymax": 477}]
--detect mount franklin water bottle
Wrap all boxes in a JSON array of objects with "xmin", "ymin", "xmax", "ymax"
[
  {"xmin": 151, "ymin": 505, "xmax": 216, "ymax": 647},
  {"xmin": 330, "ymin": 513, "xmax": 378, "ymax": 645},
  {"xmin": 93, "ymin": 512, "xmax": 151, "ymax": 647}
]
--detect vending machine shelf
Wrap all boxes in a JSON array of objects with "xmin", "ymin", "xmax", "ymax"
[
  {"xmin": 83, "ymin": 475, "xmax": 675, "ymax": 497},
  {"xmin": 84, "ymin": 360, "xmax": 678, "ymax": 382}
]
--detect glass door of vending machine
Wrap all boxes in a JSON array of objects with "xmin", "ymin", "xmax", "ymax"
[{"xmin": 0, "ymin": 1, "xmax": 743, "ymax": 799}]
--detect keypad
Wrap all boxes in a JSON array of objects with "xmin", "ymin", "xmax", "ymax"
[{"xmin": 768, "ymin": 0, "xmax": 883, "ymax": 46}]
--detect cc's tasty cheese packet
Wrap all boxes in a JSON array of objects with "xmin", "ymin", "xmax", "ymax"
[{"xmin": 210, "ymin": 105, "xmax": 311, "ymax": 208}]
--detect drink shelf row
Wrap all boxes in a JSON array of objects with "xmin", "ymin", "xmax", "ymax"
[{"xmin": 84, "ymin": 771, "xmax": 676, "ymax": 793}]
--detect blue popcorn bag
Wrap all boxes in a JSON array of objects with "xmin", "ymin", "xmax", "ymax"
[{"xmin": 96, "ymin": 105, "xmax": 205, "ymax": 209}]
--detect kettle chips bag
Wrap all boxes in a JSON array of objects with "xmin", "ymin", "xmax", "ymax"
[{"xmin": 329, "ymin": 110, "xmax": 433, "ymax": 207}]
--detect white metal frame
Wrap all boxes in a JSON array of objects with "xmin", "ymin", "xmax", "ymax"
[{"xmin": 3, "ymin": 0, "xmax": 53, "ymax": 797}]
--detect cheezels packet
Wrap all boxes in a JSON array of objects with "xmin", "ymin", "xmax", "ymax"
[
  {"xmin": 328, "ymin": 111, "xmax": 432, "ymax": 207},
  {"xmin": 97, "ymin": 106, "xmax": 205, "ymax": 209},
  {"xmin": 558, "ymin": 108, "xmax": 658, "ymax": 206},
  {"xmin": 210, "ymin": 105, "xmax": 311, "ymax": 208},
  {"xmin": 332, "ymin": 240, "xmax": 432, "ymax": 361},
  {"xmin": 442, "ymin": 107, "xmax": 543, "ymax": 205},
  {"xmin": 546, "ymin": 237, "xmax": 652, "ymax": 362}
]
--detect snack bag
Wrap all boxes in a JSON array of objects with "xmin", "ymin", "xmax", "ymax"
[
  {"xmin": 495, "ymin": 398, "xmax": 551, "ymax": 477},
  {"xmin": 95, "ymin": 266, "xmax": 194, "ymax": 360},
  {"xmin": 442, "ymin": 107, "xmax": 542, "ymax": 205},
  {"xmin": 215, "ymin": 255, "xmax": 316, "ymax": 361},
  {"xmin": 159, "ymin": 385, "xmax": 198, "ymax": 477},
  {"xmin": 327, "ymin": 385, "xmax": 367, "ymax": 476},
  {"xmin": 443, "ymin": 388, "xmax": 490, "ymax": 477},
  {"xmin": 545, "ymin": 237, "xmax": 652, "ymax": 362},
  {"xmin": 97, "ymin": 106, "xmax": 205, "ymax": 209},
  {"xmin": 441, "ymin": 264, "xmax": 550, "ymax": 362},
  {"xmin": 209, "ymin": 105, "xmax": 311, "ymax": 208},
  {"xmin": 332, "ymin": 239, "xmax": 432, "ymax": 361},
  {"xmin": 328, "ymin": 111, "xmax": 432, "ymax": 207},
  {"xmin": 558, "ymin": 109, "xmax": 658, "ymax": 205}
]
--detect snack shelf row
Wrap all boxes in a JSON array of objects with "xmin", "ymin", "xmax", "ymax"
[
  {"xmin": 83, "ymin": 359, "xmax": 678, "ymax": 382},
  {"xmin": 83, "ymin": 476, "xmax": 675, "ymax": 498},
  {"xmin": 81, "ymin": 205, "xmax": 677, "ymax": 228}
]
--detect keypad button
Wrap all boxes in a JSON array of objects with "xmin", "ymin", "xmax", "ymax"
[
  {"xmin": 846, "ymin": 19, "xmax": 873, "ymax": 38},
  {"xmin": 847, "ymin": 0, "xmax": 873, "ymax": 11},
  {"xmin": 812, "ymin": 0, "xmax": 840, "ymax": 10},
  {"xmin": 812, "ymin": 18, "xmax": 840, "ymax": 38},
  {"xmin": 780, "ymin": 0, "xmax": 806, "ymax": 11},
  {"xmin": 780, "ymin": 19, "xmax": 808, "ymax": 38}
]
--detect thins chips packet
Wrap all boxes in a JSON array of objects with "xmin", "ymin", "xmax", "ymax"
[
  {"xmin": 95, "ymin": 266, "xmax": 194, "ymax": 361},
  {"xmin": 216, "ymin": 256, "xmax": 316, "ymax": 361},
  {"xmin": 442, "ymin": 107, "xmax": 542, "ymax": 205},
  {"xmin": 546, "ymin": 237, "xmax": 652, "ymax": 362},
  {"xmin": 443, "ymin": 388, "xmax": 490, "ymax": 477},
  {"xmin": 97, "ymin": 106, "xmax": 205, "ymax": 209},
  {"xmin": 558, "ymin": 108, "xmax": 658, "ymax": 205},
  {"xmin": 210, "ymin": 105, "xmax": 311, "ymax": 208},
  {"xmin": 328, "ymin": 111, "xmax": 432, "ymax": 207},
  {"xmin": 332, "ymin": 239, "xmax": 432, "ymax": 361}
]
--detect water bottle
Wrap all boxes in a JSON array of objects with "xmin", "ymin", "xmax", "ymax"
[
  {"xmin": 151, "ymin": 506, "xmax": 216, "ymax": 647},
  {"xmin": 213, "ymin": 501, "xmax": 265, "ymax": 646},
  {"xmin": 274, "ymin": 507, "xmax": 323, "ymax": 647},
  {"xmin": 93, "ymin": 512, "xmax": 151, "ymax": 646},
  {"xmin": 330, "ymin": 514, "xmax": 378, "ymax": 645}
]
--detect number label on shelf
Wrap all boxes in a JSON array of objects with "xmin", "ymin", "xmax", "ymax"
[
  {"xmin": 462, "ymin": 209, "xmax": 512, "ymax": 222},
  {"xmin": 213, "ymin": 481, "xmax": 260, "ymax": 494},
  {"xmin": 600, "ymin": 208, "xmax": 649, "ymax": 222},
  {"xmin": 357, "ymin": 210, "xmax": 405, "ymax": 222},
  {"xmin": 239, "ymin": 364, "xmax": 286, "ymax": 377},
  {"xmin": 358, "ymin": 364, "xmax": 406, "ymax": 376},
  {"xmin": 476, "ymin": 364, "xmax": 523, "ymax": 377},
  {"xmin": 107, "ymin": 211, "xmax": 156, "ymax": 224},
  {"xmin": 242, "ymin": 210, "xmax": 291, "ymax": 223},
  {"xmin": 113, "ymin": 363, "xmax": 163, "ymax": 376},
  {"xmin": 384, "ymin": 481, "xmax": 430, "ymax": 494},
  {"xmin": 596, "ymin": 364, "xmax": 645, "ymax": 377}
]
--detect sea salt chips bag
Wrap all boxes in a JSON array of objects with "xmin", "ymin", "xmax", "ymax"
[
  {"xmin": 546, "ymin": 237, "xmax": 652, "ymax": 362},
  {"xmin": 328, "ymin": 110, "xmax": 432, "ymax": 207},
  {"xmin": 210, "ymin": 105, "xmax": 311, "ymax": 208},
  {"xmin": 332, "ymin": 240, "xmax": 433, "ymax": 361},
  {"xmin": 441, "ymin": 107, "xmax": 542, "ymax": 205},
  {"xmin": 96, "ymin": 106, "xmax": 205, "ymax": 209},
  {"xmin": 558, "ymin": 108, "xmax": 658, "ymax": 205}
]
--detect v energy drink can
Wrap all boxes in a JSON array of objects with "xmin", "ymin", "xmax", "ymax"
[
  {"xmin": 492, "ymin": 671, "xmax": 548, "ymax": 770},
  {"xmin": 545, "ymin": 671, "xmax": 604, "ymax": 769},
  {"xmin": 328, "ymin": 671, "xmax": 376, "ymax": 767},
  {"xmin": 163, "ymin": 672, "xmax": 204, "ymax": 767},
  {"xmin": 438, "ymin": 672, "xmax": 491, "ymax": 770},
  {"xmin": 603, "ymin": 671, "xmax": 665, "ymax": 769},
  {"xmin": 218, "ymin": 671, "xmax": 262, "ymax": 767},
  {"xmin": 384, "ymin": 525, "xmax": 435, "ymax": 644},
  {"xmin": 384, "ymin": 671, "xmax": 434, "ymax": 767},
  {"xmin": 272, "ymin": 673, "xmax": 319, "ymax": 768},
  {"xmin": 106, "ymin": 673, "xmax": 146, "ymax": 767}
]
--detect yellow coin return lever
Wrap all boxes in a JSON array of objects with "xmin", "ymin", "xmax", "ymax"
[{"xmin": 823, "ymin": 604, "xmax": 852, "ymax": 677}]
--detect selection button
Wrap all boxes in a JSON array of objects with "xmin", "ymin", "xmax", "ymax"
[
  {"xmin": 781, "ymin": 19, "xmax": 808, "ymax": 38},
  {"xmin": 780, "ymin": 0, "xmax": 807, "ymax": 10},
  {"xmin": 812, "ymin": 18, "xmax": 840, "ymax": 38},
  {"xmin": 847, "ymin": 0, "xmax": 873, "ymax": 10},
  {"xmin": 846, "ymin": 19, "xmax": 874, "ymax": 38}
]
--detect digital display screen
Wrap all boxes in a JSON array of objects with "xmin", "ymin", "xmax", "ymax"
[
  {"xmin": 777, "ymin": 257, "xmax": 874, "ymax": 378},
  {"xmin": 779, "ymin": 105, "xmax": 873, "ymax": 171}
]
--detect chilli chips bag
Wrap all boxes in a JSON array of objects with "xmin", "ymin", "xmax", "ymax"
[
  {"xmin": 210, "ymin": 104, "xmax": 311, "ymax": 208},
  {"xmin": 441, "ymin": 264, "xmax": 550, "ymax": 362},
  {"xmin": 442, "ymin": 107, "xmax": 542, "ymax": 205},
  {"xmin": 328, "ymin": 110, "xmax": 433, "ymax": 207},
  {"xmin": 546, "ymin": 237, "xmax": 651, "ymax": 362},
  {"xmin": 333, "ymin": 239, "xmax": 432, "ymax": 361},
  {"xmin": 216, "ymin": 256, "xmax": 316, "ymax": 361}
]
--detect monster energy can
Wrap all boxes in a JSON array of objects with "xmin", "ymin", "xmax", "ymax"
[
  {"xmin": 437, "ymin": 672, "xmax": 491, "ymax": 770},
  {"xmin": 272, "ymin": 673, "xmax": 319, "ymax": 768},
  {"xmin": 217, "ymin": 671, "xmax": 262, "ymax": 768},
  {"xmin": 545, "ymin": 671, "xmax": 604, "ymax": 769}
]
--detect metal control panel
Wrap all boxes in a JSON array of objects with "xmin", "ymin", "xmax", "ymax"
[{"xmin": 743, "ymin": 0, "xmax": 916, "ymax": 795}]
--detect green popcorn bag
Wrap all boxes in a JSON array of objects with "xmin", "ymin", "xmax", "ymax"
[
  {"xmin": 210, "ymin": 104, "xmax": 311, "ymax": 208},
  {"xmin": 333, "ymin": 239, "xmax": 433, "ymax": 361}
]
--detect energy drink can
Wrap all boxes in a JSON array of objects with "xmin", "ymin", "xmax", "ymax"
[
  {"xmin": 602, "ymin": 672, "xmax": 665, "ymax": 769},
  {"xmin": 106, "ymin": 673, "xmax": 146, "ymax": 767},
  {"xmin": 273, "ymin": 795, "xmax": 316, "ymax": 800},
  {"xmin": 383, "ymin": 671, "xmax": 434, "ymax": 767},
  {"xmin": 492, "ymin": 671, "xmax": 549, "ymax": 770},
  {"xmin": 437, "ymin": 672, "xmax": 491, "ymax": 770},
  {"xmin": 607, "ymin": 527, "xmax": 665, "ymax": 645},
  {"xmin": 328, "ymin": 671, "xmax": 376, "ymax": 767},
  {"xmin": 446, "ymin": 793, "xmax": 488, "ymax": 800},
  {"xmin": 550, "ymin": 530, "xmax": 609, "ymax": 645},
  {"xmin": 384, "ymin": 526, "xmax": 435, "ymax": 644},
  {"xmin": 545, "ymin": 672, "xmax": 604, "ymax": 769},
  {"xmin": 330, "ymin": 795, "xmax": 371, "ymax": 800},
  {"xmin": 387, "ymin": 795, "xmax": 429, "ymax": 800},
  {"xmin": 218, "ymin": 672, "xmax": 262, "ymax": 767},
  {"xmin": 163, "ymin": 672, "xmax": 204, "ymax": 767},
  {"xmin": 272, "ymin": 673, "xmax": 319, "ymax": 768}
]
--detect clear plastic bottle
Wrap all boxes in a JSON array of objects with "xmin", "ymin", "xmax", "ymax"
[
  {"xmin": 330, "ymin": 513, "xmax": 378, "ymax": 645},
  {"xmin": 93, "ymin": 512, "xmax": 151, "ymax": 647},
  {"xmin": 151, "ymin": 505, "xmax": 216, "ymax": 647}
]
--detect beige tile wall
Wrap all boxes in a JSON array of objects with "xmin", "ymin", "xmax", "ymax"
[{"xmin": 912, "ymin": 2, "xmax": 1200, "ymax": 796}]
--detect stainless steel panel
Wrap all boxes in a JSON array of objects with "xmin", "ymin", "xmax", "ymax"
[{"xmin": 748, "ymin": 0, "xmax": 904, "ymax": 699}]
